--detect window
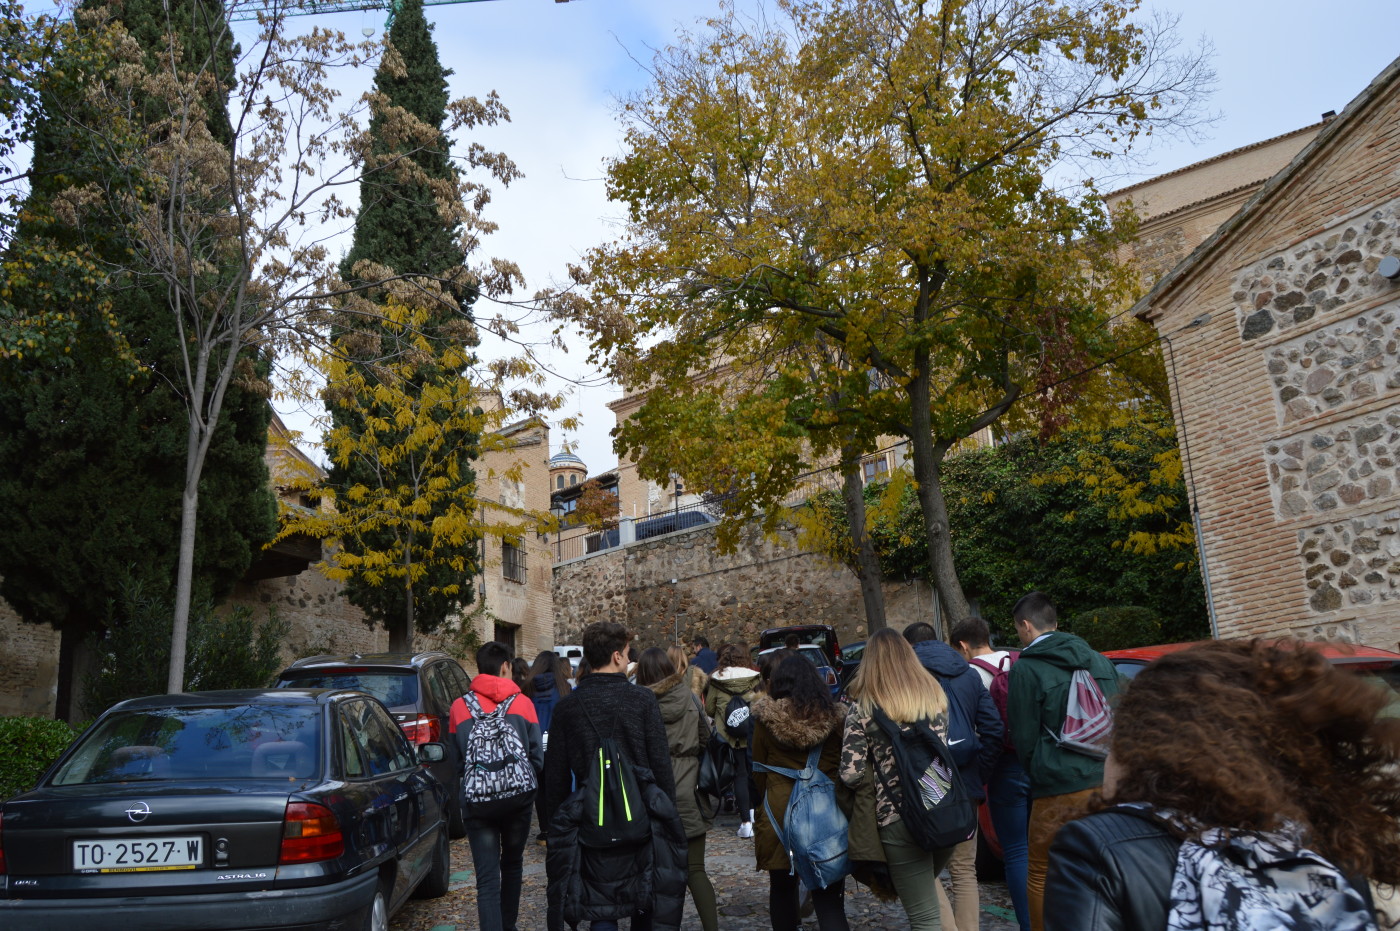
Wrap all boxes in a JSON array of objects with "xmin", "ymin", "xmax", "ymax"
[
  {"xmin": 556, "ymin": 475, "xmax": 564, "ymax": 490},
  {"xmin": 493, "ymin": 623, "xmax": 518, "ymax": 654},
  {"xmin": 569, "ymin": 474, "xmax": 578, "ymax": 486},
  {"xmin": 862, "ymin": 455, "xmax": 890, "ymax": 484},
  {"xmin": 503, "ymin": 541, "xmax": 527, "ymax": 584}
]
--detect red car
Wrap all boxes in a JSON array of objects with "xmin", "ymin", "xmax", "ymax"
[{"xmin": 976, "ymin": 639, "xmax": 1400, "ymax": 877}]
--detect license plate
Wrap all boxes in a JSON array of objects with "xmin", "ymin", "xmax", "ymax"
[{"xmin": 73, "ymin": 836, "xmax": 204, "ymax": 872}]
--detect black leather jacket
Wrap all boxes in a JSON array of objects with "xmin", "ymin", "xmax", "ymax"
[{"xmin": 1045, "ymin": 807, "xmax": 1180, "ymax": 931}]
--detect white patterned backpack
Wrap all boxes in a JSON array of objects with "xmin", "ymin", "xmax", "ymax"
[{"xmin": 460, "ymin": 692, "xmax": 536, "ymax": 816}]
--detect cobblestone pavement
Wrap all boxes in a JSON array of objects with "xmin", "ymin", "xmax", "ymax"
[{"xmin": 395, "ymin": 812, "xmax": 1021, "ymax": 930}]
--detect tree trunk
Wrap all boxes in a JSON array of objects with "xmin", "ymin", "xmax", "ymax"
[
  {"xmin": 906, "ymin": 373, "xmax": 971, "ymax": 639},
  {"xmin": 167, "ymin": 480, "xmax": 200, "ymax": 693},
  {"xmin": 390, "ymin": 546, "xmax": 414, "ymax": 652},
  {"xmin": 840, "ymin": 454, "xmax": 886, "ymax": 634},
  {"xmin": 55, "ymin": 621, "xmax": 99, "ymax": 723}
]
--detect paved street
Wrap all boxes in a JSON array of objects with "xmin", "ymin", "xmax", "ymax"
[{"xmin": 395, "ymin": 811, "xmax": 1020, "ymax": 930}]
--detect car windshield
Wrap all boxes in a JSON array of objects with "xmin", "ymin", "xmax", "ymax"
[
  {"xmin": 50, "ymin": 704, "xmax": 322, "ymax": 786},
  {"xmin": 277, "ymin": 669, "xmax": 419, "ymax": 709}
]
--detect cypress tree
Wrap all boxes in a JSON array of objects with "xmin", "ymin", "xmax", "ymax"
[
  {"xmin": 0, "ymin": 0, "xmax": 276, "ymax": 719},
  {"xmin": 329, "ymin": 0, "xmax": 481, "ymax": 650}
]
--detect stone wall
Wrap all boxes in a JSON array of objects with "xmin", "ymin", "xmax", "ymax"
[
  {"xmin": 1266, "ymin": 308, "xmax": 1400, "ymax": 422},
  {"xmin": 0, "ymin": 611, "xmax": 59, "ymax": 717},
  {"xmin": 552, "ymin": 522, "xmax": 942, "ymax": 650}
]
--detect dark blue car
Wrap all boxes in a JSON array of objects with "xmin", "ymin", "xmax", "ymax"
[{"xmin": 1, "ymin": 689, "xmax": 450, "ymax": 931}]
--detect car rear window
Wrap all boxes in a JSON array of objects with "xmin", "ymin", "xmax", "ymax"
[
  {"xmin": 277, "ymin": 669, "xmax": 420, "ymax": 709},
  {"xmin": 50, "ymin": 704, "xmax": 322, "ymax": 786}
]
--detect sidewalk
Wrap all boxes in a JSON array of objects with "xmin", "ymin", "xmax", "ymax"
[{"xmin": 395, "ymin": 811, "xmax": 1022, "ymax": 930}]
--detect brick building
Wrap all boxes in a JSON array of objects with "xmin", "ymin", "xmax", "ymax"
[{"xmin": 1135, "ymin": 56, "xmax": 1400, "ymax": 648}]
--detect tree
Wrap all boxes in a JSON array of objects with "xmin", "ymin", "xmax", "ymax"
[
  {"xmin": 0, "ymin": 0, "xmax": 276, "ymax": 718},
  {"xmin": 1, "ymin": 0, "xmax": 528, "ymax": 693},
  {"xmin": 325, "ymin": 0, "xmax": 490, "ymax": 650},
  {"xmin": 550, "ymin": 0, "xmax": 1212, "ymax": 633}
]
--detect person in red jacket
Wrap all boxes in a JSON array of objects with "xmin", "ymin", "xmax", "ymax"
[{"xmin": 450, "ymin": 642, "xmax": 544, "ymax": 931}]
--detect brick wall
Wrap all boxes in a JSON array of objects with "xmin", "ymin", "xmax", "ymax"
[{"xmin": 1142, "ymin": 69, "xmax": 1400, "ymax": 650}]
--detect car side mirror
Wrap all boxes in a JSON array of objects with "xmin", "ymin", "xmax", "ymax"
[{"xmin": 418, "ymin": 742, "xmax": 446, "ymax": 763}]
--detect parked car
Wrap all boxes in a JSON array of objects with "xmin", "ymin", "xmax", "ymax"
[
  {"xmin": 272, "ymin": 651, "xmax": 471, "ymax": 837},
  {"xmin": 757, "ymin": 624, "xmax": 843, "ymax": 668},
  {"xmin": 0, "ymin": 688, "xmax": 450, "ymax": 930},
  {"xmin": 757, "ymin": 644, "xmax": 842, "ymax": 696},
  {"xmin": 838, "ymin": 640, "xmax": 866, "ymax": 687},
  {"xmin": 552, "ymin": 644, "xmax": 584, "ymax": 674}
]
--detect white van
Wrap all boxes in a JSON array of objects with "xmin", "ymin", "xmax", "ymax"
[{"xmin": 553, "ymin": 644, "xmax": 583, "ymax": 673}]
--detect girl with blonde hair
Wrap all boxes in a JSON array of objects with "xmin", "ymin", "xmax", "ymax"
[
  {"xmin": 669, "ymin": 643, "xmax": 707, "ymax": 698},
  {"xmin": 841, "ymin": 628, "xmax": 957, "ymax": 930}
]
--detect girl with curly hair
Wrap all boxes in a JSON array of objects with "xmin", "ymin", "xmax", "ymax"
[{"xmin": 1045, "ymin": 639, "xmax": 1400, "ymax": 931}]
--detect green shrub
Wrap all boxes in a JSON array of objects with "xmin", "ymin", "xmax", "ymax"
[
  {"xmin": 0, "ymin": 716, "xmax": 78, "ymax": 799},
  {"xmin": 1064, "ymin": 605, "xmax": 1163, "ymax": 653},
  {"xmin": 83, "ymin": 583, "xmax": 291, "ymax": 717}
]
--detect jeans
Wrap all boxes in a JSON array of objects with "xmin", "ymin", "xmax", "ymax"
[
  {"xmin": 987, "ymin": 754, "xmax": 1031, "ymax": 931},
  {"xmin": 768, "ymin": 869, "xmax": 849, "ymax": 931},
  {"xmin": 880, "ymin": 819, "xmax": 955, "ymax": 931},
  {"xmin": 933, "ymin": 827, "xmax": 978, "ymax": 931},
  {"xmin": 733, "ymin": 745, "xmax": 756, "ymax": 822},
  {"xmin": 465, "ymin": 799, "xmax": 533, "ymax": 931},
  {"xmin": 1026, "ymin": 787, "xmax": 1097, "ymax": 931}
]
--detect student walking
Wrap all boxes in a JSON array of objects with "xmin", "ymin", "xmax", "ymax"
[
  {"xmin": 450, "ymin": 642, "xmax": 544, "ymax": 931},
  {"xmin": 841, "ymin": 628, "xmax": 961, "ymax": 930},
  {"xmin": 705, "ymin": 643, "xmax": 761, "ymax": 837},
  {"xmin": 1045, "ymin": 639, "xmax": 1400, "ymax": 931},
  {"xmin": 528, "ymin": 650, "xmax": 572, "ymax": 845},
  {"xmin": 543, "ymin": 621, "xmax": 687, "ymax": 931},
  {"xmin": 951, "ymin": 616, "xmax": 1029, "ymax": 931},
  {"xmin": 1006, "ymin": 591, "xmax": 1120, "ymax": 931},
  {"xmin": 752, "ymin": 653, "xmax": 852, "ymax": 931},
  {"xmin": 903, "ymin": 621, "xmax": 1003, "ymax": 931},
  {"xmin": 637, "ymin": 648, "xmax": 720, "ymax": 931}
]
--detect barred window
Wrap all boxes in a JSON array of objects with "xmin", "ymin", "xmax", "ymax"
[{"xmin": 503, "ymin": 541, "xmax": 527, "ymax": 584}]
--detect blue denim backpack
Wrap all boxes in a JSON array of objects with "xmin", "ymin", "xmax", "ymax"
[{"xmin": 754, "ymin": 744, "xmax": 852, "ymax": 890}]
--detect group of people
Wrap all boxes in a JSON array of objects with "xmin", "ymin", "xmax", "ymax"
[{"xmin": 444, "ymin": 594, "xmax": 1400, "ymax": 931}]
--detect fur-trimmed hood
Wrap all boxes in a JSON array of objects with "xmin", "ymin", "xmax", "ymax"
[
  {"xmin": 644, "ymin": 668, "xmax": 688, "ymax": 698},
  {"xmin": 751, "ymin": 694, "xmax": 842, "ymax": 750}
]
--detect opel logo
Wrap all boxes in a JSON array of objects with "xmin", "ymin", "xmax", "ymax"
[{"xmin": 125, "ymin": 801, "xmax": 152, "ymax": 823}]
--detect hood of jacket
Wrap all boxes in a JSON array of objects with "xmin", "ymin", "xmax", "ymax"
[
  {"xmin": 1020, "ymin": 630, "xmax": 1104, "ymax": 671},
  {"xmin": 470, "ymin": 672, "xmax": 522, "ymax": 704},
  {"xmin": 913, "ymin": 639, "xmax": 972, "ymax": 678},
  {"xmin": 709, "ymin": 667, "xmax": 760, "ymax": 694},
  {"xmin": 645, "ymin": 670, "xmax": 693, "ymax": 726},
  {"xmin": 532, "ymin": 673, "xmax": 558, "ymax": 699},
  {"xmin": 750, "ymin": 694, "xmax": 841, "ymax": 750}
]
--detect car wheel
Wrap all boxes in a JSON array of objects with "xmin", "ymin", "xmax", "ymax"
[
  {"xmin": 362, "ymin": 884, "xmax": 390, "ymax": 931},
  {"xmin": 447, "ymin": 778, "xmax": 467, "ymax": 839},
  {"xmin": 415, "ymin": 827, "xmax": 452, "ymax": 899}
]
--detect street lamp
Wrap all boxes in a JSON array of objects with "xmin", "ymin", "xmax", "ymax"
[{"xmin": 549, "ymin": 501, "xmax": 565, "ymax": 561}]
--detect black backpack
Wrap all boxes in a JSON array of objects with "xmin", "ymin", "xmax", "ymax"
[
  {"xmin": 723, "ymin": 693, "xmax": 754, "ymax": 747},
  {"xmin": 577, "ymin": 700, "xmax": 651, "ymax": 848},
  {"xmin": 869, "ymin": 705, "xmax": 977, "ymax": 851}
]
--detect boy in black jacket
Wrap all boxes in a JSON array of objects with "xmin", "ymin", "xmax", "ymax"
[{"xmin": 544, "ymin": 621, "xmax": 679, "ymax": 931}]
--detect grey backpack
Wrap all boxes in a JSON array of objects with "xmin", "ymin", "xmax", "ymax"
[{"xmin": 460, "ymin": 692, "xmax": 536, "ymax": 816}]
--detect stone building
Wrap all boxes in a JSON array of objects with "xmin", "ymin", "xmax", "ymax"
[{"xmin": 1134, "ymin": 56, "xmax": 1400, "ymax": 648}]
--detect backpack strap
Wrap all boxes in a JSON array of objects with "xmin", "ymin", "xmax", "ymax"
[{"xmin": 968, "ymin": 656, "xmax": 1003, "ymax": 675}]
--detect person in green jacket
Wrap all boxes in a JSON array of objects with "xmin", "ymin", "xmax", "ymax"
[{"xmin": 1005, "ymin": 591, "xmax": 1120, "ymax": 931}]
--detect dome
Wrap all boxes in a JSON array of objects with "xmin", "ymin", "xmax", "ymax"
[{"xmin": 550, "ymin": 451, "xmax": 586, "ymax": 470}]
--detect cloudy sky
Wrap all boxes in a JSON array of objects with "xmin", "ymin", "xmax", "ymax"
[{"xmin": 272, "ymin": 0, "xmax": 1399, "ymax": 475}]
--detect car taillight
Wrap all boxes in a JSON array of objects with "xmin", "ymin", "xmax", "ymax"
[
  {"xmin": 399, "ymin": 714, "xmax": 440, "ymax": 745},
  {"xmin": 280, "ymin": 801, "xmax": 344, "ymax": 863}
]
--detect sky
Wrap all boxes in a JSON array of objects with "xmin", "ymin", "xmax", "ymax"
[{"xmin": 263, "ymin": 0, "xmax": 1400, "ymax": 475}]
